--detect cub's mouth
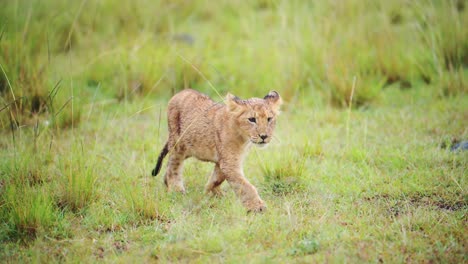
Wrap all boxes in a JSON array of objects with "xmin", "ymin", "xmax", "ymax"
[
  {"xmin": 252, "ymin": 140, "xmax": 269, "ymax": 146},
  {"xmin": 250, "ymin": 135, "xmax": 271, "ymax": 145}
]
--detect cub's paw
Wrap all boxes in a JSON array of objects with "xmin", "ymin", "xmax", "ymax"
[
  {"xmin": 167, "ymin": 184, "xmax": 186, "ymax": 194},
  {"xmin": 206, "ymin": 187, "xmax": 224, "ymax": 197},
  {"xmin": 246, "ymin": 201, "xmax": 267, "ymax": 214}
]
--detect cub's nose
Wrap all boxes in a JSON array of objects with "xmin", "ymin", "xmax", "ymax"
[{"xmin": 260, "ymin": 134, "xmax": 268, "ymax": 140}]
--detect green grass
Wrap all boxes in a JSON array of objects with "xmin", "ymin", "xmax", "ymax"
[
  {"xmin": 1, "ymin": 87, "xmax": 466, "ymax": 262},
  {"xmin": 1, "ymin": 0, "xmax": 467, "ymax": 262}
]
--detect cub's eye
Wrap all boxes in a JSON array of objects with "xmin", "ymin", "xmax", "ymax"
[
  {"xmin": 267, "ymin": 117, "xmax": 273, "ymax": 122},
  {"xmin": 248, "ymin": 117, "xmax": 256, "ymax": 123}
]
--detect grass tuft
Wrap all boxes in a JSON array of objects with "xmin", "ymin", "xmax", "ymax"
[
  {"xmin": 1, "ymin": 184, "xmax": 57, "ymax": 240},
  {"xmin": 123, "ymin": 181, "xmax": 162, "ymax": 223},
  {"xmin": 439, "ymin": 68, "xmax": 467, "ymax": 97},
  {"xmin": 262, "ymin": 153, "xmax": 306, "ymax": 195},
  {"xmin": 56, "ymin": 155, "xmax": 97, "ymax": 213}
]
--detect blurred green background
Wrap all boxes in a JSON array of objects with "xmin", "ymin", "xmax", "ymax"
[{"xmin": 1, "ymin": 0, "xmax": 466, "ymax": 129}]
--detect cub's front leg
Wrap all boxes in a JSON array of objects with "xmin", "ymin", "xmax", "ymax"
[{"xmin": 219, "ymin": 160, "xmax": 266, "ymax": 212}]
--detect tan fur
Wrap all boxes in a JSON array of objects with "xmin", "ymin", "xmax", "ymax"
[{"xmin": 153, "ymin": 89, "xmax": 282, "ymax": 212}]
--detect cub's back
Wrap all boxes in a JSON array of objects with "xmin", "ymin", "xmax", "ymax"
[
  {"xmin": 167, "ymin": 89, "xmax": 224, "ymax": 137},
  {"xmin": 168, "ymin": 89, "xmax": 217, "ymax": 119},
  {"xmin": 165, "ymin": 89, "xmax": 225, "ymax": 160}
]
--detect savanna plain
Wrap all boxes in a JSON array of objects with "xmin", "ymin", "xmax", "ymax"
[{"xmin": 0, "ymin": 0, "xmax": 467, "ymax": 263}]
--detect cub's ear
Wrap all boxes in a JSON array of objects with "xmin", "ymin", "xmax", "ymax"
[
  {"xmin": 264, "ymin": 91, "xmax": 282, "ymax": 113},
  {"xmin": 226, "ymin": 93, "xmax": 242, "ymax": 112}
]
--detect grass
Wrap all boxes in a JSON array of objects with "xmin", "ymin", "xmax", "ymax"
[
  {"xmin": 1, "ymin": 0, "xmax": 467, "ymax": 262},
  {"xmin": 56, "ymin": 152, "xmax": 98, "ymax": 213},
  {"xmin": 1, "ymin": 86, "xmax": 466, "ymax": 262}
]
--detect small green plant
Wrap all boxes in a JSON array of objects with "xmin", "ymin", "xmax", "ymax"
[
  {"xmin": 262, "ymin": 154, "xmax": 306, "ymax": 195},
  {"xmin": 289, "ymin": 237, "xmax": 320, "ymax": 256}
]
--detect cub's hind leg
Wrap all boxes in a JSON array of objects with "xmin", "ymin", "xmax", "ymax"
[
  {"xmin": 164, "ymin": 149, "xmax": 186, "ymax": 193},
  {"xmin": 205, "ymin": 163, "xmax": 226, "ymax": 196},
  {"xmin": 163, "ymin": 102, "xmax": 187, "ymax": 193}
]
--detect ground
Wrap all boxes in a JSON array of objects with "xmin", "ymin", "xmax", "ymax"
[{"xmin": 1, "ymin": 84, "xmax": 466, "ymax": 262}]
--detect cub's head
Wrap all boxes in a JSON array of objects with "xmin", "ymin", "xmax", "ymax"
[{"xmin": 226, "ymin": 91, "xmax": 283, "ymax": 145}]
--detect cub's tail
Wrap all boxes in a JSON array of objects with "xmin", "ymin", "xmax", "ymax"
[{"xmin": 152, "ymin": 142, "xmax": 169, "ymax": 176}]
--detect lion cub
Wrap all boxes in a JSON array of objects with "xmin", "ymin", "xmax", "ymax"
[{"xmin": 152, "ymin": 89, "xmax": 282, "ymax": 212}]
